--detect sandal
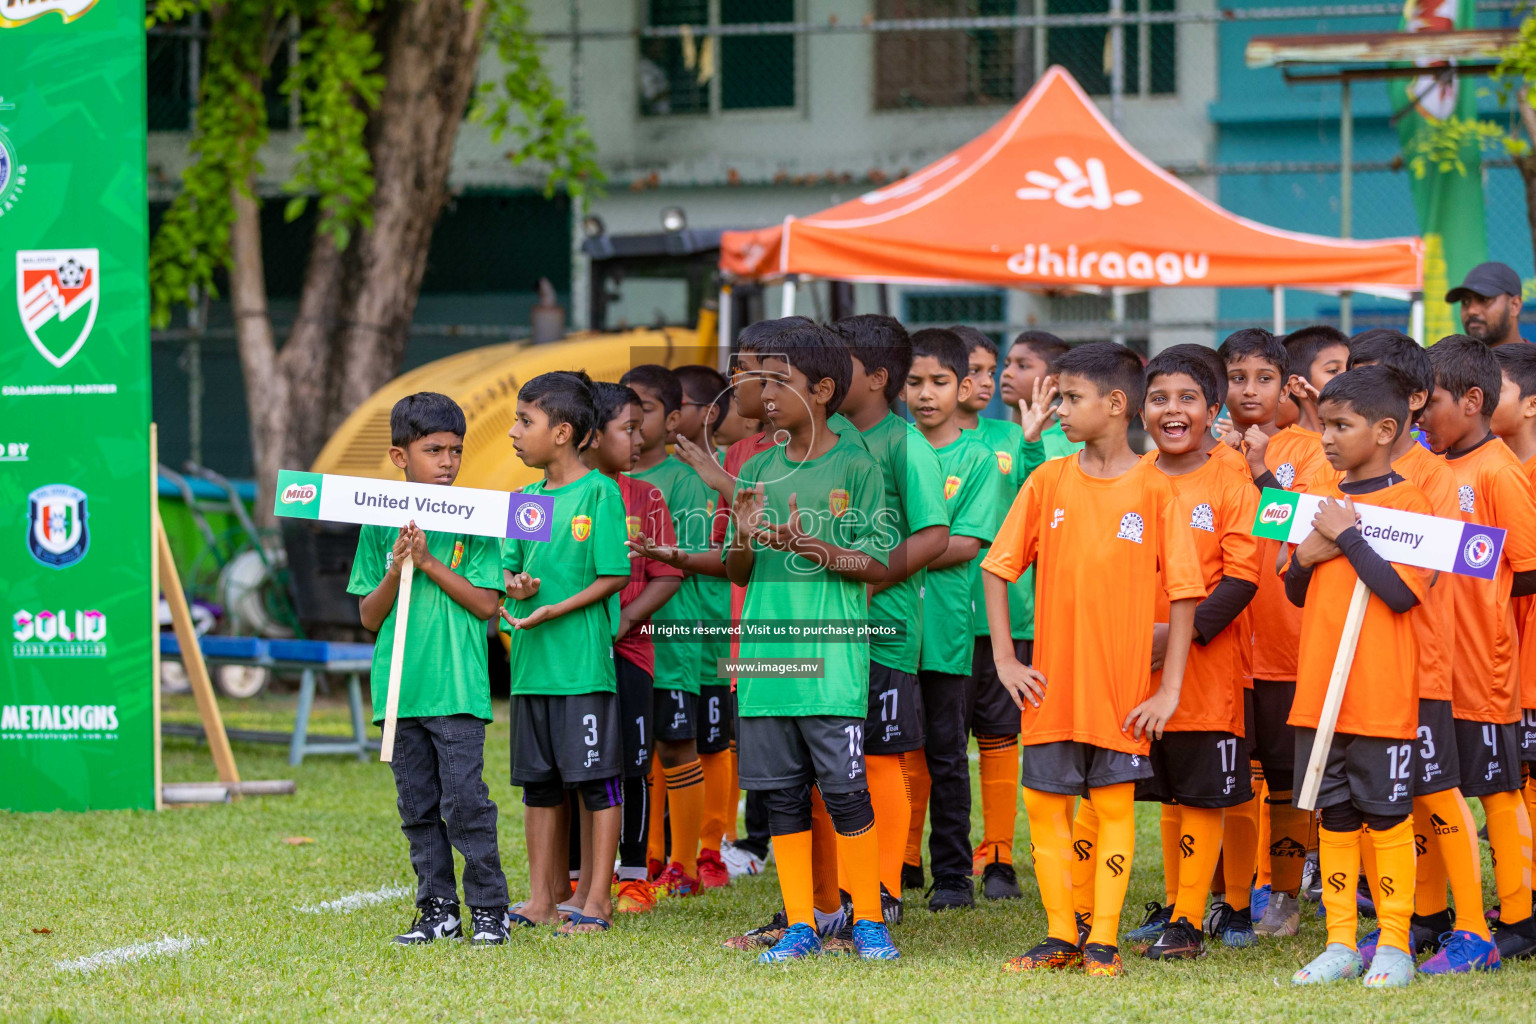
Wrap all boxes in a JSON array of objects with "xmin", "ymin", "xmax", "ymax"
[{"xmin": 556, "ymin": 911, "xmax": 612, "ymax": 935}]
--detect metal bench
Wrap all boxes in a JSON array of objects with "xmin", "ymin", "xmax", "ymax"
[{"xmin": 160, "ymin": 634, "xmax": 377, "ymax": 765}]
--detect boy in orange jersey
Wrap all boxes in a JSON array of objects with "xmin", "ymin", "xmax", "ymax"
[
  {"xmin": 982, "ymin": 342, "xmax": 1206, "ymax": 978},
  {"xmin": 1419, "ymin": 335, "xmax": 1536, "ymax": 968},
  {"xmin": 1218, "ymin": 328, "xmax": 1329, "ymax": 936},
  {"xmin": 1493, "ymin": 343, "xmax": 1536, "ymax": 912},
  {"xmin": 1284, "ymin": 366, "xmax": 1430, "ymax": 988},
  {"xmin": 1345, "ymin": 331, "xmax": 1493, "ymax": 964}
]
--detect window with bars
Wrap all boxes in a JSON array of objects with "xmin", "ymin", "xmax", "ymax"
[
  {"xmin": 902, "ymin": 289, "xmax": 1006, "ymax": 330},
  {"xmin": 145, "ymin": 24, "xmax": 298, "ymax": 132},
  {"xmin": 640, "ymin": 0, "xmax": 798, "ymax": 117}
]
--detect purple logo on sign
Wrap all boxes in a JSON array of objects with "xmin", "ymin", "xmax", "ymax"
[
  {"xmin": 506, "ymin": 493, "xmax": 554, "ymax": 542},
  {"xmin": 1452, "ymin": 523, "xmax": 1506, "ymax": 580}
]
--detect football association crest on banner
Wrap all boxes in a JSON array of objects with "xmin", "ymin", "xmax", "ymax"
[
  {"xmin": 17, "ymin": 249, "xmax": 100, "ymax": 368},
  {"xmin": 828, "ymin": 488, "xmax": 850, "ymax": 517},
  {"xmin": 0, "ymin": 101, "xmax": 24, "ymax": 217},
  {"xmin": 27, "ymin": 484, "xmax": 90, "ymax": 569},
  {"xmin": 0, "ymin": 1, "xmax": 100, "ymax": 28},
  {"xmin": 571, "ymin": 515, "xmax": 592, "ymax": 541}
]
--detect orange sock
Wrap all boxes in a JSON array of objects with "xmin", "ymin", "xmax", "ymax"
[
  {"xmin": 1222, "ymin": 789, "xmax": 1260, "ymax": 912},
  {"xmin": 1370, "ymin": 819, "xmax": 1417, "ymax": 954},
  {"xmin": 1086, "ymin": 783, "xmax": 1136, "ymax": 948},
  {"xmin": 835, "ymin": 820, "xmax": 883, "ymax": 924},
  {"xmin": 904, "ymin": 749, "xmax": 931, "ymax": 869},
  {"xmin": 772, "ymin": 830, "xmax": 815, "ymax": 928},
  {"xmin": 1172, "ymin": 806, "xmax": 1225, "ymax": 928},
  {"xmin": 1023, "ymin": 786, "xmax": 1078, "ymax": 945},
  {"xmin": 1481, "ymin": 789, "xmax": 1534, "ymax": 926},
  {"xmin": 663, "ymin": 760, "xmax": 705, "ymax": 877},
  {"xmin": 865, "ymin": 753, "xmax": 911, "ymax": 896},
  {"xmin": 809, "ymin": 789, "xmax": 841, "ymax": 914},
  {"xmin": 726, "ymin": 742, "xmax": 740, "ymax": 841},
  {"xmin": 1070, "ymin": 797, "xmax": 1098, "ymax": 929},
  {"xmin": 1419, "ymin": 788, "xmax": 1487, "ymax": 936},
  {"xmin": 1159, "ymin": 804, "xmax": 1180, "ymax": 906},
  {"xmin": 646, "ymin": 759, "xmax": 667, "ymax": 870},
  {"xmin": 1360, "ymin": 828, "xmax": 1380, "ymax": 909},
  {"xmin": 699, "ymin": 751, "xmax": 733, "ymax": 853},
  {"xmin": 1526, "ymin": 770, "xmax": 1536, "ymax": 888},
  {"xmin": 1319, "ymin": 825, "xmax": 1362, "ymax": 949},
  {"xmin": 1267, "ymin": 792, "xmax": 1309, "ymax": 895},
  {"xmin": 1254, "ymin": 768, "xmax": 1272, "ymax": 889},
  {"xmin": 976, "ymin": 735, "xmax": 1019, "ymax": 867},
  {"xmin": 1411, "ymin": 800, "xmax": 1449, "ymax": 917}
]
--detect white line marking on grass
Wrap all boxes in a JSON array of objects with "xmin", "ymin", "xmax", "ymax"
[
  {"xmin": 56, "ymin": 935, "xmax": 206, "ymax": 973},
  {"xmin": 296, "ymin": 883, "xmax": 412, "ymax": 915}
]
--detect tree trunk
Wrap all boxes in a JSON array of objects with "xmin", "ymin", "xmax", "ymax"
[{"xmin": 237, "ymin": 0, "xmax": 490, "ymax": 525}]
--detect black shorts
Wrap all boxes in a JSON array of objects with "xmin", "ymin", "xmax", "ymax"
[
  {"xmin": 1413, "ymin": 699, "xmax": 1460, "ymax": 796},
  {"xmin": 654, "ymin": 688, "xmax": 697, "ymax": 743},
  {"xmin": 737, "ymin": 715, "xmax": 867, "ymax": 794},
  {"xmin": 698, "ymin": 684, "xmax": 735, "ymax": 754},
  {"xmin": 968, "ymin": 637, "xmax": 1028, "ymax": 737},
  {"xmin": 615, "ymin": 654, "xmax": 655, "ymax": 778},
  {"xmin": 1519, "ymin": 709, "xmax": 1536, "ymax": 764},
  {"xmin": 1135, "ymin": 730, "xmax": 1254, "ymax": 808},
  {"xmin": 1293, "ymin": 728, "xmax": 1414, "ymax": 817},
  {"xmin": 511, "ymin": 692, "xmax": 620, "ymax": 785},
  {"xmin": 1252, "ymin": 679, "xmax": 1298, "ymax": 787},
  {"xmin": 1019, "ymin": 740, "xmax": 1153, "ymax": 797},
  {"xmin": 1454, "ymin": 718, "xmax": 1521, "ymax": 797},
  {"xmin": 865, "ymin": 660, "xmax": 925, "ymax": 754}
]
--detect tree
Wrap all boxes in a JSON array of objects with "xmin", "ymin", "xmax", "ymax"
[{"xmin": 148, "ymin": 0, "xmax": 600, "ymax": 521}]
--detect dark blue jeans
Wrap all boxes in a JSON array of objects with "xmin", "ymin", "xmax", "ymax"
[{"xmin": 390, "ymin": 714, "xmax": 508, "ymax": 909}]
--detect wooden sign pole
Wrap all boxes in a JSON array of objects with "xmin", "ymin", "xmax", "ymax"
[
  {"xmin": 1295, "ymin": 577, "xmax": 1369, "ymax": 811},
  {"xmin": 378, "ymin": 554, "xmax": 414, "ymax": 763}
]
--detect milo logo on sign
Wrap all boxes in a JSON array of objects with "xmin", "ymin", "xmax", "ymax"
[
  {"xmin": 1250, "ymin": 489, "xmax": 1300, "ymax": 541},
  {"xmin": 273, "ymin": 470, "xmax": 323, "ymax": 519},
  {"xmin": 1260, "ymin": 502, "xmax": 1292, "ymax": 525}
]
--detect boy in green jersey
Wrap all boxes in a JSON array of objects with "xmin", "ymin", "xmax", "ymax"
[
  {"xmin": 828, "ymin": 313, "xmax": 951, "ymax": 919},
  {"xmin": 726, "ymin": 321, "xmax": 899, "ymax": 961},
  {"xmin": 907, "ymin": 328, "xmax": 1010, "ymax": 910},
  {"xmin": 502, "ymin": 371, "xmax": 630, "ymax": 933},
  {"xmin": 618, "ymin": 364, "xmax": 711, "ymax": 895},
  {"xmin": 347, "ymin": 392, "xmax": 509, "ymax": 946}
]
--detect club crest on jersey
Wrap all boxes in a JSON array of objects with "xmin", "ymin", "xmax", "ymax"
[
  {"xmin": 828, "ymin": 488, "xmax": 850, "ymax": 517},
  {"xmin": 1189, "ymin": 502, "xmax": 1215, "ymax": 532},
  {"xmin": 995, "ymin": 450, "xmax": 1013, "ymax": 474},
  {"xmin": 1274, "ymin": 462, "xmax": 1296, "ymax": 489},
  {"xmin": 27, "ymin": 484, "xmax": 89, "ymax": 568},
  {"xmin": 943, "ymin": 475, "xmax": 962, "ymax": 500},
  {"xmin": 450, "ymin": 540, "xmax": 464, "ymax": 570},
  {"xmin": 706, "ymin": 497, "xmax": 716, "ymax": 515},
  {"xmin": 1459, "ymin": 484, "xmax": 1475, "ymax": 513},
  {"xmin": 17, "ymin": 248, "xmax": 99, "ymax": 368},
  {"xmin": 1116, "ymin": 512, "xmax": 1144, "ymax": 544},
  {"xmin": 626, "ymin": 515, "xmax": 641, "ymax": 541},
  {"xmin": 571, "ymin": 515, "xmax": 591, "ymax": 541}
]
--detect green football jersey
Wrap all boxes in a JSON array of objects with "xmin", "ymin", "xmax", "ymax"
[
  {"xmin": 921, "ymin": 432, "xmax": 1008, "ymax": 674},
  {"xmin": 731, "ymin": 436, "xmax": 889, "ymax": 717},
  {"xmin": 500, "ymin": 469, "xmax": 630, "ymax": 696},
  {"xmin": 829, "ymin": 412, "xmax": 948, "ymax": 674},
  {"xmin": 966, "ymin": 416, "xmax": 1044, "ymax": 640},
  {"xmin": 629, "ymin": 454, "xmax": 713, "ymax": 694},
  {"xmin": 695, "ymin": 456, "xmax": 733, "ymax": 686},
  {"xmin": 347, "ymin": 525, "xmax": 501, "ymax": 724},
  {"xmin": 1042, "ymin": 420, "xmax": 1082, "ymax": 459}
]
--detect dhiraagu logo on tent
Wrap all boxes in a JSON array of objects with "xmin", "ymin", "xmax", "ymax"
[
  {"xmin": 1251, "ymin": 488, "xmax": 1301, "ymax": 541},
  {"xmin": 275, "ymin": 470, "xmax": 323, "ymax": 519}
]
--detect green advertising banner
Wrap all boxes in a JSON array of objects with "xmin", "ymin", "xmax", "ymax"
[{"xmin": 0, "ymin": 0, "xmax": 155, "ymax": 811}]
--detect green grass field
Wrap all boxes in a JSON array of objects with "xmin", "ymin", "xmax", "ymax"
[{"xmin": 2, "ymin": 692, "xmax": 1531, "ymax": 1023}]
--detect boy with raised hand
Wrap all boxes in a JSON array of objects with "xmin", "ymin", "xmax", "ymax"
[
  {"xmin": 1493, "ymin": 343, "xmax": 1536, "ymax": 892},
  {"xmin": 1282, "ymin": 366, "xmax": 1431, "ymax": 988},
  {"xmin": 1218, "ymin": 327, "xmax": 1326, "ymax": 937},
  {"xmin": 502, "ymin": 371, "xmax": 630, "ymax": 934},
  {"xmin": 675, "ymin": 363, "xmax": 738, "ymax": 890},
  {"xmin": 1420, "ymin": 336, "xmax": 1536, "ymax": 969},
  {"xmin": 349, "ymin": 392, "xmax": 509, "ymax": 947},
  {"xmin": 618, "ymin": 363, "xmax": 711, "ymax": 896},
  {"xmin": 1344, "ymin": 332, "xmax": 1489, "ymax": 964},
  {"xmin": 905, "ymin": 327, "xmax": 1008, "ymax": 912},
  {"xmin": 581, "ymin": 381, "xmax": 684, "ymax": 915},
  {"xmin": 1281, "ymin": 325, "xmax": 1351, "ymax": 435},
  {"xmin": 983, "ymin": 342, "xmax": 1206, "ymax": 978},
  {"xmin": 726, "ymin": 320, "xmax": 899, "ymax": 962},
  {"xmin": 999, "ymin": 330, "xmax": 1080, "ymax": 459},
  {"xmin": 828, "ymin": 313, "xmax": 951, "ymax": 919}
]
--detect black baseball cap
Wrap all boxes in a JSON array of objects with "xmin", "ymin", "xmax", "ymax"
[{"xmin": 1446, "ymin": 261, "xmax": 1522, "ymax": 303}]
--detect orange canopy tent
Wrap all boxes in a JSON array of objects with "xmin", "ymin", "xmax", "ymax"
[{"xmin": 720, "ymin": 66, "xmax": 1422, "ymax": 306}]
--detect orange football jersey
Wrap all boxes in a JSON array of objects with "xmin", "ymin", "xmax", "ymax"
[
  {"xmin": 1250, "ymin": 427, "xmax": 1330, "ymax": 681},
  {"xmin": 1393, "ymin": 443, "xmax": 1458, "ymax": 703},
  {"xmin": 1514, "ymin": 451, "xmax": 1536, "ymax": 711}
]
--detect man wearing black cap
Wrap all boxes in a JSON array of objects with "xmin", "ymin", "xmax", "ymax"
[{"xmin": 1446, "ymin": 261, "xmax": 1526, "ymax": 347}]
